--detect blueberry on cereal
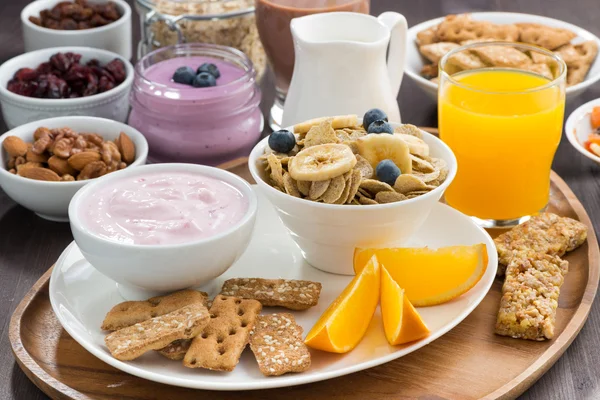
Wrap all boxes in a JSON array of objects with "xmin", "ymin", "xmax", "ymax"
[
  {"xmin": 363, "ymin": 108, "xmax": 388, "ymax": 131},
  {"xmin": 268, "ymin": 129, "xmax": 296, "ymax": 153},
  {"xmin": 368, "ymin": 120, "xmax": 393, "ymax": 134},
  {"xmin": 376, "ymin": 159, "xmax": 401, "ymax": 186}
]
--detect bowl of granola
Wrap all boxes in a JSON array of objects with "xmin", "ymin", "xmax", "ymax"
[
  {"xmin": 248, "ymin": 110, "xmax": 457, "ymax": 275},
  {"xmin": 405, "ymin": 12, "xmax": 600, "ymax": 101},
  {"xmin": 0, "ymin": 116, "xmax": 148, "ymax": 222}
]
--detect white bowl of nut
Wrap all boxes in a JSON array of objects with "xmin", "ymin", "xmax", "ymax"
[
  {"xmin": 68, "ymin": 163, "xmax": 258, "ymax": 300},
  {"xmin": 248, "ymin": 110, "xmax": 457, "ymax": 275},
  {"xmin": 0, "ymin": 116, "xmax": 148, "ymax": 222},
  {"xmin": 405, "ymin": 12, "xmax": 600, "ymax": 101},
  {"xmin": 0, "ymin": 46, "xmax": 134, "ymax": 129},
  {"xmin": 21, "ymin": 0, "xmax": 132, "ymax": 59}
]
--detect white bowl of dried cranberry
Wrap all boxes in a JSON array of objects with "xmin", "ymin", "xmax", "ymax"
[
  {"xmin": 0, "ymin": 46, "xmax": 134, "ymax": 129},
  {"xmin": 0, "ymin": 116, "xmax": 148, "ymax": 222},
  {"xmin": 21, "ymin": 0, "xmax": 132, "ymax": 59}
]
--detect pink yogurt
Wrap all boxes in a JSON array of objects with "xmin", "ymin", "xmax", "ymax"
[
  {"xmin": 128, "ymin": 44, "xmax": 263, "ymax": 166},
  {"xmin": 79, "ymin": 172, "xmax": 249, "ymax": 245}
]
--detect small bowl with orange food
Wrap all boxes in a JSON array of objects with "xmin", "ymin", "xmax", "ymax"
[{"xmin": 565, "ymin": 99, "xmax": 600, "ymax": 164}]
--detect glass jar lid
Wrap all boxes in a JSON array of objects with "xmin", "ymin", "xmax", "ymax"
[{"xmin": 136, "ymin": 0, "xmax": 254, "ymax": 17}]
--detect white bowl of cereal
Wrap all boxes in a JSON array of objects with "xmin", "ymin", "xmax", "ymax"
[
  {"xmin": 68, "ymin": 163, "xmax": 258, "ymax": 300},
  {"xmin": 405, "ymin": 12, "xmax": 600, "ymax": 101},
  {"xmin": 0, "ymin": 116, "xmax": 148, "ymax": 222},
  {"xmin": 248, "ymin": 111, "xmax": 457, "ymax": 275}
]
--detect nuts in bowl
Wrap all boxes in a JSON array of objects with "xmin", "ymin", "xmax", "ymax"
[
  {"xmin": 248, "ymin": 109, "xmax": 457, "ymax": 275},
  {"xmin": 0, "ymin": 116, "xmax": 148, "ymax": 222}
]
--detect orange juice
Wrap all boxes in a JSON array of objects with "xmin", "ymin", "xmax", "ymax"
[{"xmin": 439, "ymin": 69, "xmax": 565, "ymax": 221}]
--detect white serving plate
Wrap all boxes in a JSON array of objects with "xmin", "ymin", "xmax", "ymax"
[
  {"xmin": 49, "ymin": 189, "xmax": 497, "ymax": 391},
  {"xmin": 565, "ymin": 97, "xmax": 600, "ymax": 164},
  {"xmin": 405, "ymin": 12, "xmax": 600, "ymax": 101}
]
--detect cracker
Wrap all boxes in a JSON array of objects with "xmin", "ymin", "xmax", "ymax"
[
  {"xmin": 308, "ymin": 179, "xmax": 331, "ymax": 200},
  {"xmin": 517, "ymin": 23, "xmax": 576, "ymax": 50},
  {"xmin": 471, "ymin": 45, "xmax": 532, "ymax": 68},
  {"xmin": 436, "ymin": 14, "xmax": 491, "ymax": 42},
  {"xmin": 421, "ymin": 63, "xmax": 439, "ymax": 79},
  {"xmin": 101, "ymin": 289, "xmax": 209, "ymax": 331},
  {"xmin": 375, "ymin": 191, "xmax": 408, "ymax": 204},
  {"xmin": 417, "ymin": 26, "xmax": 438, "ymax": 45},
  {"xmin": 294, "ymin": 115, "xmax": 359, "ymax": 134},
  {"xmin": 157, "ymin": 339, "xmax": 192, "ymax": 360},
  {"xmin": 522, "ymin": 63, "xmax": 554, "ymax": 80},
  {"xmin": 320, "ymin": 174, "xmax": 346, "ymax": 204},
  {"xmin": 419, "ymin": 42, "xmax": 459, "ymax": 64},
  {"xmin": 105, "ymin": 303, "xmax": 209, "ymax": 361},
  {"xmin": 283, "ymin": 172, "xmax": 301, "ymax": 198},
  {"xmin": 249, "ymin": 313, "xmax": 311, "ymax": 376},
  {"xmin": 555, "ymin": 41, "xmax": 598, "ymax": 66},
  {"xmin": 183, "ymin": 295, "xmax": 262, "ymax": 372},
  {"xmin": 447, "ymin": 50, "xmax": 486, "ymax": 71},
  {"xmin": 221, "ymin": 278, "xmax": 322, "ymax": 310},
  {"xmin": 355, "ymin": 154, "xmax": 374, "ymax": 179},
  {"xmin": 303, "ymin": 119, "xmax": 339, "ymax": 148}
]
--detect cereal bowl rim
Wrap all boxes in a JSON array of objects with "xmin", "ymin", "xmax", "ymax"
[
  {"xmin": 248, "ymin": 122, "xmax": 457, "ymax": 210},
  {"xmin": 0, "ymin": 116, "xmax": 149, "ymax": 187},
  {"xmin": 565, "ymin": 97, "xmax": 600, "ymax": 164},
  {"xmin": 0, "ymin": 46, "xmax": 134, "ymax": 107},
  {"xmin": 68, "ymin": 163, "xmax": 258, "ymax": 250},
  {"xmin": 20, "ymin": 0, "xmax": 132, "ymax": 36},
  {"xmin": 405, "ymin": 11, "xmax": 600, "ymax": 95}
]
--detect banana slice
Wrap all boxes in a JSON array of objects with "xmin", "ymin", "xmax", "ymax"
[
  {"xmin": 395, "ymin": 133, "xmax": 429, "ymax": 157},
  {"xmin": 355, "ymin": 134, "xmax": 412, "ymax": 174},
  {"xmin": 288, "ymin": 144, "xmax": 357, "ymax": 181}
]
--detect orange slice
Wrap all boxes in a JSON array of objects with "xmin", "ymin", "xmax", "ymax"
[
  {"xmin": 305, "ymin": 255, "xmax": 380, "ymax": 353},
  {"xmin": 381, "ymin": 266, "xmax": 430, "ymax": 345},
  {"xmin": 354, "ymin": 244, "xmax": 487, "ymax": 307}
]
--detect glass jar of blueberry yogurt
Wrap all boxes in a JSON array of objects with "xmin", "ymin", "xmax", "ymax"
[{"xmin": 128, "ymin": 43, "xmax": 263, "ymax": 165}]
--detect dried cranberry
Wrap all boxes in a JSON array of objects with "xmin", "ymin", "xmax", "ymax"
[
  {"xmin": 104, "ymin": 59, "xmax": 126, "ymax": 83},
  {"xmin": 14, "ymin": 68, "xmax": 38, "ymax": 82},
  {"xmin": 98, "ymin": 76, "xmax": 115, "ymax": 92},
  {"xmin": 87, "ymin": 59, "xmax": 100, "ymax": 67},
  {"xmin": 34, "ymin": 76, "xmax": 49, "ymax": 97},
  {"xmin": 36, "ymin": 62, "xmax": 53, "ymax": 74},
  {"xmin": 65, "ymin": 52, "xmax": 81, "ymax": 64},
  {"xmin": 50, "ymin": 53, "xmax": 71, "ymax": 72},
  {"xmin": 64, "ymin": 64, "xmax": 89, "ymax": 82},
  {"xmin": 69, "ymin": 92, "xmax": 81, "ymax": 98},
  {"xmin": 83, "ymin": 83, "xmax": 98, "ymax": 96},
  {"xmin": 90, "ymin": 65, "xmax": 115, "ymax": 82}
]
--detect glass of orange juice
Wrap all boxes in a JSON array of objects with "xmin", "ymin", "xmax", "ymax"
[{"xmin": 438, "ymin": 42, "xmax": 567, "ymax": 228}]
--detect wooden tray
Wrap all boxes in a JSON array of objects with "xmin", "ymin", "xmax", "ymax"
[{"xmin": 9, "ymin": 155, "xmax": 599, "ymax": 400}]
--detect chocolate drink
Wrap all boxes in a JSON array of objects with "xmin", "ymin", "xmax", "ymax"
[{"xmin": 255, "ymin": 0, "xmax": 370, "ymax": 94}]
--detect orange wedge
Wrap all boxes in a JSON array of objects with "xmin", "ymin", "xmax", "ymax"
[
  {"xmin": 305, "ymin": 255, "xmax": 380, "ymax": 353},
  {"xmin": 354, "ymin": 244, "xmax": 487, "ymax": 307},
  {"xmin": 381, "ymin": 266, "xmax": 430, "ymax": 345}
]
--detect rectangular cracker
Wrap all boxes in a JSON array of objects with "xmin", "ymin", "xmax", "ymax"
[
  {"xmin": 157, "ymin": 339, "xmax": 192, "ymax": 361},
  {"xmin": 249, "ymin": 313, "xmax": 311, "ymax": 376},
  {"xmin": 419, "ymin": 42, "xmax": 459, "ymax": 64},
  {"xmin": 183, "ymin": 295, "xmax": 262, "ymax": 371},
  {"xmin": 494, "ymin": 213, "xmax": 587, "ymax": 275},
  {"xmin": 517, "ymin": 23, "xmax": 576, "ymax": 50},
  {"xmin": 105, "ymin": 303, "xmax": 209, "ymax": 361},
  {"xmin": 101, "ymin": 289, "xmax": 209, "ymax": 331},
  {"xmin": 495, "ymin": 253, "xmax": 567, "ymax": 341},
  {"xmin": 220, "ymin": 278, "xmax": 322, "ymax": 310}
]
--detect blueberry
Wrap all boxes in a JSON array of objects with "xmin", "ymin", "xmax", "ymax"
[
  {"xmin": 376, "ymin": 159, "xmax": 401, "ymax": 186},
  {"xmin": 363, "ymin": 108, "xmax": 388, "ymax": 131},
  {"xmin": 172, "ymin": 66, "xmax": 196, "ymax": 85},
  {"xmin": 268, "ymin": 129, "xmax": 296, "ymax": 153},
  {"xmin": 192, "ymin": 72, "xmax": 217, "ymax": 88},
  {"xmin": 197, "ymin": 63, "xmax": 221, "ymax": 79},
  {"xmin": 368, "ymin": 120, "xmax": 394, "ymax": 134}
]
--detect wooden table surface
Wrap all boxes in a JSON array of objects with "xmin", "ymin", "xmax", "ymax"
[{"xmin": 1, "ymin": 0, "xmax": 599, "ymax": 399}]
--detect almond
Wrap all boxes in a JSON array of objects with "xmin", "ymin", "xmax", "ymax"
[
  {"xmin": 49, "ymin": 155, "xmax": 76, "ymax": 176},
  {"xmin": 68, "ymin": 151, "xmax": 101, "ymax": 171},
  {"xmin": 16, "ymin": 162, "xmax": 43, "ymax": 173},
  {"xmin": 117, "ymin": 132, "xmax": 135, "ymax": 164},
  {"xmin": 18, "ymin": 166, "xmax": 60, "ymax": 182},
  {"xmin": 26, "ymin": 148, "xmax": 49, "ymax": 163},
  {"xmin": 2, "ymin": 136, "xmax": 28, "ymax": 157}
]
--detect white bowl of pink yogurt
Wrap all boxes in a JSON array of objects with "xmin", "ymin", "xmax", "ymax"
[{"xmin": 68, "ymin": 163, "xmax": 258, "ymax": 300}]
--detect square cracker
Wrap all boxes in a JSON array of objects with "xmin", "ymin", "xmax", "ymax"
[
  {"xmin": 183, "ymin": 295, "xmax": 262, "ymax": 372},
  {"xmin": 419, "ymin": 42, "xmax": 459, "ymax": 64},
  {"xmin": 416, "ymin": 26, "xmax": 438, "ymax": 45},
  {"xmin": 517, "ymin": 23, "xmax": 577, "ymax": 50},
  {"xmin": 249, "ymin": 313, "xmax": 311, "ymax": 376},
  {"xmin": 470, "ymin": 45, "xmax": 532, "ymax": 68},
  {"xmin": 221, "ymin": 278, "xmax": 322, "ymax": 310},
  {"xmin": 157, "ymin": 339, "xmax": 192, "ymax": 360},
  {"xmin": 105, "ymin": 303, "xmax": 209, "ymax": 361},
  {"xmin": 101, "ymin": 289, "xmax": 209, "ymax": 331}
]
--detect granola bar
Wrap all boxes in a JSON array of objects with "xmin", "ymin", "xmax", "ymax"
[
  {"xmin": 495, "ymin": 253, "xmax": 568, "ymax": 341},
  {"xmin": 220, "ymin": 278, "xmax": 322, "ymax": 310},
  {"xmin": 494, "ymin": 213, "xmax": 587, "ymax": 275}
]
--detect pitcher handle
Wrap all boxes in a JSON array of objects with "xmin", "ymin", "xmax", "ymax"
[{"xmin": 377, "ymin": 12, "xmax": 407, "ymax": 97}]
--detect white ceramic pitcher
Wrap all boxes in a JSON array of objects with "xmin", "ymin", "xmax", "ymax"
[{"xmin": 281, "ymin": 11, "xmax": 407, "ymax": 127}]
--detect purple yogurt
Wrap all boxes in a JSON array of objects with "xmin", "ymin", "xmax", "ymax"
[{"xmin": 128, "ymin": 44, "xmax": 263, "ymax": 166}]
